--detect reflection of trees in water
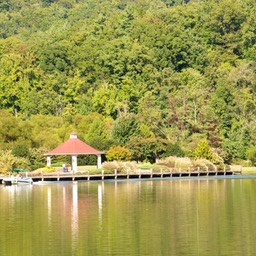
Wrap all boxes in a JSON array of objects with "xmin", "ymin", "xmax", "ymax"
[
  {"xmin": 98, "ymin": 184, "xmax": 103, "ymax": 230},
  {"xmin": 1, "ymin": 179, "xmax": 256, "ymax": 255},
  {"xmin": 71, "ymin": 183, "xmax": 78, "ymax": 250},
  {"xmin": 47, "ymin": 187, "xmax": 51, "ymax": 224}
]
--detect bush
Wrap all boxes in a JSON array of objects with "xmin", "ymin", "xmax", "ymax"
[
  {"xmin": 158, "ymin": 156, "xmax": 220, "ymax": 171},
  {"xmin": 102, "ymin": 161, "xmax": 137, "ymax": 173},
  {"xmin": 106, "ymin": 146, "xmax": 132, "ymax": 161},
  {"xmin": 36, "ymin": 166, "xmax": 56, "ymax": 173},
  {"xmin": 158, "ymin": 156, "xmax": 192, "ymax": 169},
  {"xmin": 192, "ymin": 159, "xmax": 216, "ymax": 171},
  {"xmin": 211, "ymin": 152, "xmax": 224, "ymax": 170},
  {"xmin": 0, "ymin": 150, "xmax": 29, "ymax": 174}
]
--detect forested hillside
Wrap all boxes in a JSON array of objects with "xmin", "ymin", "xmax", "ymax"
[{"xmin": 0, "ymin": 0, "xmax": 256, "ymax": 169}]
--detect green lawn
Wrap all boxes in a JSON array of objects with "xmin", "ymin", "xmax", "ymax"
[
  {"xmin": 77, "ymin": 165, "xmax": 98, "ymax": 171},
  {"xmin": 137, "ymin": 163, "xmax": 168, "ymax": 170},
  {"xmin": 242, "ymin": 167, "xmax": 256, "ymax": 174}
]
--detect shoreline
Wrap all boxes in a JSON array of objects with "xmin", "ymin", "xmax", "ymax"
[{"xmin": 0, "ymin": 169, "xmax": 242, "ymax": 184}]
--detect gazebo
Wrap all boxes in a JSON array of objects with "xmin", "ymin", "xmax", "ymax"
[{"xmin": 46, "ymin": 132, "xmax": 104, "ymax": 171}]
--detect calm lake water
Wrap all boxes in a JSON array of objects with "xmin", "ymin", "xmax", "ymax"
[{"xmin": 0, "ymin": 176, "xmax": 256, "ymax": 256}]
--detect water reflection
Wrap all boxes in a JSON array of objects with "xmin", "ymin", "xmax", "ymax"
[
  {"xmin": 1, "ymin": 178, "xmax": 256, "ymax": 255},
  {"xmin": 62, "ymin": 185, "xmax": 66, "ymax": 210},
  {"xmin": 71, "ymin": 183, "xmax": 78, "ymax": 250},
  {"xmin": 98, "ymin": 183, "xmax": 103, "ymax": 229},
  {"xmin": 47, "ymin": 187, "xmax": 52, "ymax": 224}
]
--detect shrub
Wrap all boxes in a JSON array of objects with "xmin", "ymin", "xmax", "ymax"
[
  {"xmin": 158, "ymin": 156, "xmax": 221, "ymax": 171},
  {"xmin": 102, "ymin": 161, "xmax": 137, "ymax": 173},
  {"xmin": 0, "ymin": 150, "xmax": 29, "ymax": 174},
  {"xmin": 36, "ymin": 166, "xmax": 56, "ymax": 173},
  {"xmin": 211, "ymin": 152, "xmax": 224, "ymax": 170},
  {"xmin": 158, "ymin": 156, "xmax": 192, "ymax": 169},
  {"xmin": 106, "ymin": 146, "xmax": 132, "ymax": 161},
  {"xmin": 158, "ymin": 156, "xmax": 190, "ymax": 171},
  {"xmin": 192, "ymin": 159, "xmax": 216, "ymax": 171}
]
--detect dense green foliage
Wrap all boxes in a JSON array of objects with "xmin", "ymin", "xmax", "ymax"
[
  {"xmin": 195, "ymin": 139, "xmax": 213, "ymax": 160},
  {"xmin": 0, "ymin": 0, "xmax": 256, "ymax": 168},
  {"xmin": 0, "ymin": 150, "xmax": 29, "ymax": 174},
  {"xmin": 246, "ymin": 146, "xmax": 256, "ymax": 166},
  {"xmin": 106, "ymin": 146, "xmax": 132, "ymax": 161}
]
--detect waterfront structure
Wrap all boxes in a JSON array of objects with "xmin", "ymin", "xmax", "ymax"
[
  {"xmin": 46, "ymin": 132, "xmax": 104, "ymax": 171},
  {"xmin": 0, "ymin": 168, "xmax": 241, "ymax": 184}
]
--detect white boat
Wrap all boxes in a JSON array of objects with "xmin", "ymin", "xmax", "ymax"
[{"xmin": 2, "ymin": 176, "xmax": 33, "ymax": 185}]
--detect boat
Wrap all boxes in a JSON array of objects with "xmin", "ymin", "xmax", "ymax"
[{"xmin": 2, "ymin": 176, "xmax": 33, "ymax": 185}]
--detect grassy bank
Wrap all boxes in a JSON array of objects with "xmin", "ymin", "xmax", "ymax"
[{"xmin": 242, "ymin": 167, "xmax": 256, "ymax": 174}]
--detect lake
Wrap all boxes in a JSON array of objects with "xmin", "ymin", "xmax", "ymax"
[{"xmin": 0, "ymin": 176, "xmax": 256, "ymax": 256}]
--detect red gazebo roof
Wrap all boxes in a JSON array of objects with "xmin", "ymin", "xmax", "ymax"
[{"xmin": 46, "ymin": 132, "xmax": 104, "ymax": 156}]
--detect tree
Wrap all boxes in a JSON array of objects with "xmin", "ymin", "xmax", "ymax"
[
  {"xmin": 128, "ymin": 137, "xmax": 167, "ymax": 163},
  {"xmin": 111, "ymin": 114, "xmax": 139, "ymax": 145},
  {"xmin": 28, "ymin": 147, "xmax": 47, "ymax": 170},
  {"xmin": 92, "ymin": 83, "xmax": 118, "ymax": 117},
  {"xmin": 246, "ymin": 147, "xmax": 256, "ymax": 166},
  {"xmin": 84, "ymin": 117, "xmax": 114, "ymax": 151},
  {"xmin": 167, "ymin": 68, "xmax": 211, "ymax": 139},
  {"xmin": 12, "ymin": 143, "xmax": 30, "ymax": 158},
  {"xmin": 137, "ymin": 91, "xmax": 164, "ymax": 137},
  {"xmin": 161, "ymin": 143, "xmax": 184, "ymax": 158},
  {"xmin": 0, "ymin": 0, "xmax": 256, "ymax": 166},
  {"xmin": 0, "ymin": 110, "xmax": 22, "ymax": 149},
  {"xmin": 195, "ymin": 139, "xmax": 213, "ymax": 160}
]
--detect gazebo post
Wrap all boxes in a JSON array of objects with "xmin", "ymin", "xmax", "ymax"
[
  {"xmin": 47, "ymin": 156, "xmax": 51, "ymax": 167},
  {"xmin": 72, "ymin": 155, "xmax": 78, "ymax": 172},
  {"xmin": 97, "ymin": 154, "xmax": 102, "ymax": 169}
]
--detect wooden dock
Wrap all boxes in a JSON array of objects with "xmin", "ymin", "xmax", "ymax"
[{"xmin": 0, "ymin": 169, "xmax": 242, "ymax": 184}]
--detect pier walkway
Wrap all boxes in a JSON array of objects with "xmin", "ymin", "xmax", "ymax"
[{"xmin": 0, "ymin": 169, "xmax": 242, "ymax": 183}]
